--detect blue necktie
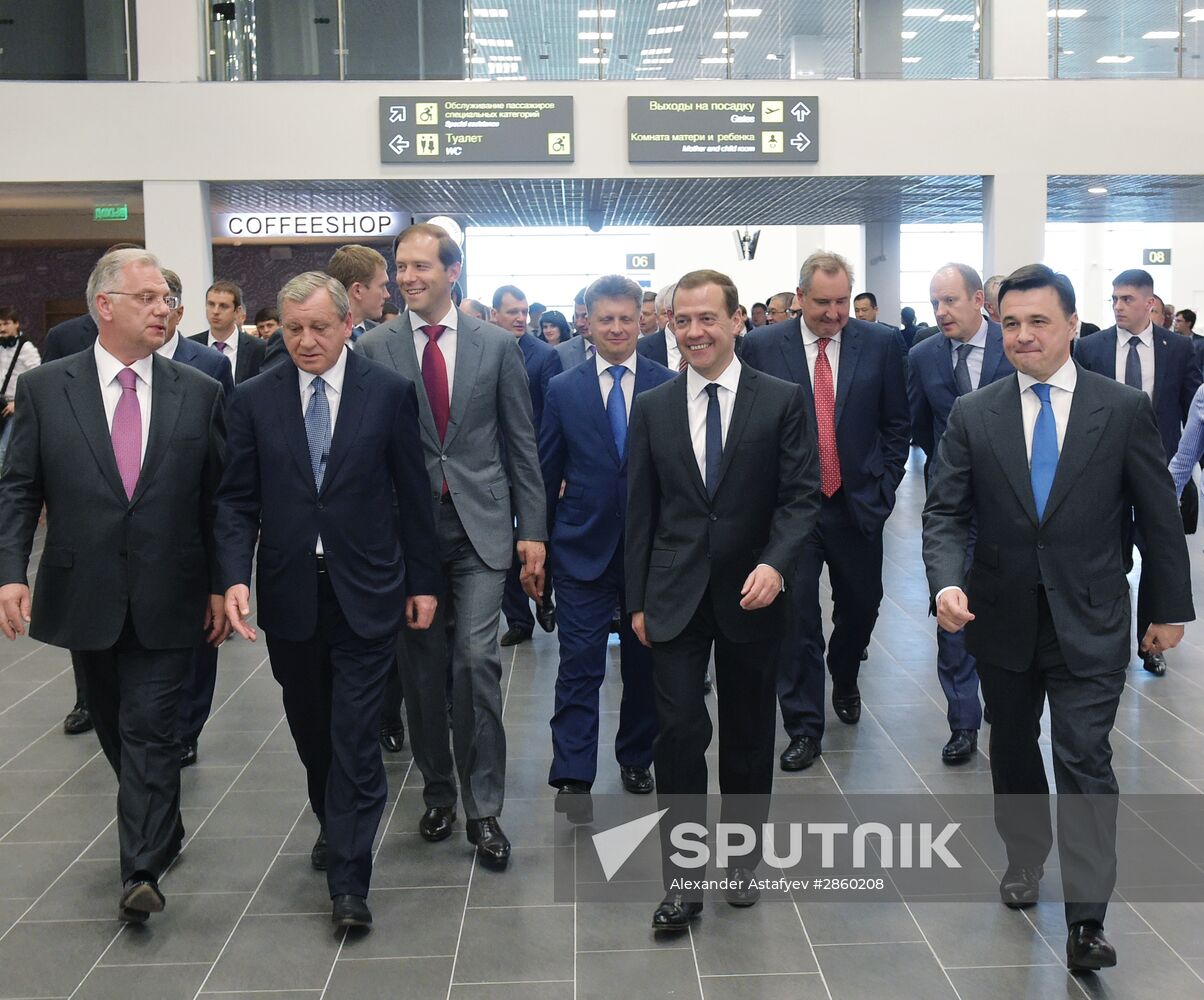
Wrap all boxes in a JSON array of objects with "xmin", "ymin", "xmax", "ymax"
[
  {"xmin": 606, "ymin": 364, "xmax": 627, "ymax": 458},
  {"xmin": 1124, "ymin": 335, "xmax": 1143, "ymax": 391},
  {"xmin": 704, "ymin": 383, "xmax": 722, "ymax": 498},
  {"xmin": 1030, "ymin": 383, "xmax": 1058, "ymax": 520},
  {"xmin": 305, "ymin": 376, "xmax": 331, "ymax": 489}
]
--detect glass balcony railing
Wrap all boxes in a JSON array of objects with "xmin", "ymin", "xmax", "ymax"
[{"xmin": 0, "ymin": 0, "xmax": 136, "ymax": 80}]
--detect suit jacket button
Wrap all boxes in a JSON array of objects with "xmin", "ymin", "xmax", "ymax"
[
  {"xmin": 1037, "ymin": 542, "xmax": 1045, "ymax": 550},
  {"xmin": 441, "ymin": 454, "xmax": 448, "ymax": 461},
  {"xmin": 317, "ymin": 503, "xmax": 325, "ymax": 511},
  {"xmin": 709, "ymin": 513, "xmax": 718, "ymax": 521}
]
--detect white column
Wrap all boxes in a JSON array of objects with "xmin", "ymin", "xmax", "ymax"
[
  {"xmin": 143, "ymin": 182, "xmax": 213, "ymax": 328},
  {"xmin": 988, "ymin": 0, "xmax": 1048, "ymax": 80},
  {"xmin": 864, "ymin": 221, "xmax": 901, "ymax": 326},
  {"xmin": 983, "ymin": 173, "xmax": 1047, "ymax": 278},
  {"xmin": 137, "ymin": 0, "xmax": 205, "ymax": 82}
]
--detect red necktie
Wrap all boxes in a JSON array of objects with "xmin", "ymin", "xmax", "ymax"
[
  {"xmin": 421, "ymin": 325, "xmax": 450, "ymax": 495},
  {"xmin": 814, "ymin": 338, "xmax": 841, "ymax": 497},
  {"xmin": 677, "ymin": 354, "xmax": 689, "ymax": 372}
]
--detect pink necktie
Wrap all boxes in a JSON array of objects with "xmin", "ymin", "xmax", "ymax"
[
  {"xmin": 111, "ymin": 367, "xmax": 142, "ymax": 500},
  {"xmin": 814, "ymin": 338, "xmax": 842, "ymax": 497}
]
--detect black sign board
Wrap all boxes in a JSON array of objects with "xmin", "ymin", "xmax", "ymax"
[
  {"xmin": 626, "ymin": 253, "xmax": 656, "ymax": 270},
  {"xmin": 380, "ymin": 97, "xmax": 574, "ymax": 164},
  {"xmin": 627, "ymin": 96, "xmax": 818, "ymax": 164},
  {"xmin": 1143, "ymin": 248, "xmax": 1173, "ymax": 266}
]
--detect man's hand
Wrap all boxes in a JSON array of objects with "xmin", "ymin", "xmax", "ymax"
[
  {"xmin": 936, "ymin": 587, "xmax": 975, "ymax": 633},
  {"xmin": 0, "ymin": 583, "xmax": 31, "ymax": 640},
  {"xmin": 224, "ymin": 584, "xmax": 257, "ymax": 642},
  {"xmin": 406, "ymin": 595, "xmax": 437, "ymax": 630},
  {"xmin": 1142, "ymin": 623, "xmax": 1184, "ymax": 655},
  {"xmin": 517, "ymin": 540, "xmax": 546, "ymax": 601},
  {"xmin": 204, "ymin": 594, "xmax": 231, "ymax": 646},
  {"xmin": 2, "ymin": 402, "xmax": 13, "ymax": 418},
  {"xmin": 740, "ymin": 564, "xmax": 784, "ymax": 611},
  {"xmin": 631, "ymin": 611, "xmax": 650, "ymax": 648}
]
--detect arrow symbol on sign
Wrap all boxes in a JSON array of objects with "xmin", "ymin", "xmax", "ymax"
[
  {"xmin": 790, "ymin": 101, "xmax": 811, "ymax": 122},
  {"xmin": 790, "ymin": 132, "xmax": 812, "ymax": 153},
  {"xmin": 388, "ymin": 134, "xmax": 411, "ymax": 155},
  {"xmin": 389, "ymin": 105, "xmax": 407, "ymax": 123}
]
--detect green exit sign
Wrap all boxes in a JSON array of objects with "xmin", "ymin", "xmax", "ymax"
[{"xmin": 94, "ymin": 204, "xmax": 129, "ymax": 222}]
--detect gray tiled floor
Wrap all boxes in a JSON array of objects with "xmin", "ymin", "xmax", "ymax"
[{"xmin": 3, "ymin": 449, "xmax": 1204, "ymax": 998}]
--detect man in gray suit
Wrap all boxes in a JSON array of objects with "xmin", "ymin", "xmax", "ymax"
[
  {"xmin": 358, "ymin": 223, "xmax": 547, "ymax": 868},
  {"xmin": 555, "ymin": 327, "xmax": 595, "ymax": 370},
  {"xmin": 0, "ymin": 249, "xmax": 227, "ymax": 923}
]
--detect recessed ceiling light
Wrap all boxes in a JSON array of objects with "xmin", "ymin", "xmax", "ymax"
[
  {"xmin": 579, "ymin": 56, "xmax": 610, "ymax": 64},
  {"xmin": 488, "ymin": 63, "xmax": 518, "ymax": 72},
  {"xmin": 728, "ymin": 8, "xmax": 762, "ymax": 16},
  {"xmin": 472, "ymin": 7, "xmax": 508, "ymax": 17},
  {"xmin": 902, "ymin": 56, "xmax": 923, "ymax": 63},
  {"xmin": 765, "ymin": 52, "xmax": 780, "ymax": 60},
  {"xmin": 657, "ymin": 0, "xmax": 698, "ymax": 9},
  {"xmin": 714, "ymin": 31, "xmax": 749, "ymax": 39},
  {"xmin": 648, "ymin": 24, "xmax": 685, "ymax": 34},
  {"xmin": 901, "ymin": 31, "xmax": 918, "ymax": 39},
  {"xmin": 939, "ymin": 13, "xmax": 974, "ymax": 21},
  {"xmin": 903, "ymin": 7, "xmax": 944, "ymax": 16},
  {"xmin": 642, "ymin": 57, "xmax": 674, "ymax": 64},
  {"xmin": 475, "ymin": 37, "xmax": 514, "ymax": 47},
  {"xmin": 1048, "ymin": 8, "xmax": 1087, "ymax": 18},
  {"xmin": 578, "ymin": 31, "xmax": 613, "ymax": 39},
  {"xmin": 1143, "ymin": 31, "xmax": 1181, "ymax": 39},
  {"xmin": 487, "ymin": 53, "xmax": 521, "ymax": 60},
  {"xmin": 700, "ymin": 56, "xmax": 734, "ymax": 63},
  {"xmin": 641, "ymin": 47, "xmax": 671, "ymax": 55},
  {"xmin": 578, "ymin": 8, "xmax": 616, "ymax": 16},
  {"xmin": 1188, "ymin": 8, "xmax": 1204, "ymax": 21},
  {"xmin": 1096, "ymin": 54, "xmax": 1135, "ymax": 63},
  {"xmin": 1088, "ymin": 186, "xmax": 1108, "ymax": 194},
  {"xmin": 1059, "ymin": 49, "xmax": 1075, "ymax": 55}
]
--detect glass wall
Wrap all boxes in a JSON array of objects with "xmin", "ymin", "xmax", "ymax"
[
  {"xmin": 1049, "ymin": 0, "xmax": 1188, "ymax": 78},
  {"xmin": 860, "ymin": 0, "xmax": 983, "ymax": 81},
  {"xmin": 0, "ymin": 0, "xmax": 136, "ymax": 80}
]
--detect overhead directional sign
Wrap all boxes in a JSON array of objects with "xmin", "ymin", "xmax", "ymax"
[
  {"xmin": 627, "ymin": 96, "xmax": 819, "ymax": 164},
  {"xmin": 380, "ymin": 96, "xmax": 574, "ymax": 164}
]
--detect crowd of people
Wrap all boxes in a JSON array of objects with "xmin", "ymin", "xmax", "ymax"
[{"xmin": 0, "ymin": 226, "xmax": 1200, "ymax": 975}]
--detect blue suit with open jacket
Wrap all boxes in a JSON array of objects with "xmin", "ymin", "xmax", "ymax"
[{"xmin": 539, "ymin": 352, "xmax": 673, "ymax": 787}]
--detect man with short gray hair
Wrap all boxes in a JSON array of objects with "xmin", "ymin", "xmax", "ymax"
[{"xmin": 636, "ymin": 282, "xmax": 682, "ymax": 369}]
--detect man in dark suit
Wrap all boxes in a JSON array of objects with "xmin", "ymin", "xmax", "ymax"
[
  {"xmin": 358, "ymin": 224, "xmax": 547, "ymax": 869},
  {"xmin": 1072, "ymin": 268, "xmax": 1201, "ymax": 676},
  {"xmin": 1172, "ymin": 308, "xmax": 1204, "ymax": 373},
  {"xmin": 541, "ymin": 275, "xmax": 671, "ymax": 802},
  {"xmin": 218, "ymin": 271, "xmax": 439, "ymax": 929},
  {"xmin": 627, "ymin": 269, "xmax": 820, "ymax": 930},
  {"xmin": 189, "ymin": 280, "xmax": 267, "ymax": 384},
  {"xmin": 636, "ymin": 282, "xmax": 682, "ymax": 371},
  {"xmin": 0, "ymin": 249, "xmax": 227, "ymax": 922},
  {"xmin": 923, "ymin": 264, "xmax": 1193, "ymax": 972},
  {"xmin": 907, "ymin": 264, "xmax": 1014, "ymax": 763},
  {"xmin": 741, "ymin": 251, "xmax": 910, "ymax": 773},
  {"xmin": 493, "ymin": 284, "xmax": 562, "ymax": 646}
]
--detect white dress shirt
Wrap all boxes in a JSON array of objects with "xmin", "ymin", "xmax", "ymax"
[
  {"xmin": 595, "ymin": 350, "xmax": 637, "ymax": 421},
  {"xmin": 800, "ymin": 325, "xmax": 841, "ymax": 388},
  {"xmin": 663, "ymin": 328, "xmax": 682, "ymax": 371},
  {"xmin": 94, "ymin": 340, "xmax": 152, "ymax": 464},
  {"xmin": 686, "ymin": 357, "xmax": 740, "ymax": 484},
  {"xmin": 208, "ymin": 328, "xmax": 239, "ymax": 376},
  {"xmin": 299, "ymin": 346, "xmax": 349, "ymax": 554},
  {"xmin": 0, "ymin": 340, "xmax": 41, "ymax": 402},
  {"xmin": 949, "ymin": 319, "xmax": 989, "ymax": 391},
  {"xmin": 1114, "ymin": 323, "xmax": 1154, "ymax": 398},
  {"xmin": 155, "ymin": 330, "xmax": 180, "ymax": 360},
  {"xmin": 411, "ymin": 306, "xmax": 459, "ymax": 404}
]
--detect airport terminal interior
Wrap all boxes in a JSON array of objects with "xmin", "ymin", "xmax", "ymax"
[{"xmin": 4, "ymin": 1, "xmax": 1204, "ymax": 998}]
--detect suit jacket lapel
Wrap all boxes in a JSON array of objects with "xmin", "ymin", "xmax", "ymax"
[
  {"xmin": 1151, "ymin": 328, "xmax": 1170, "ymax": 410},
  {"xmin": 713, "ymin": 364, "xmax": 757, "ymax": 495},
  {"xmin": 673, "ymin": 373, "xmax": 708, "ymax": 503},
  {"xmin": 937, "ymin": 337, "xmax": 958, "ymax": 397},
  {"xmin": 386, "ymin": 314, "xmax": 440, "ymax": 449},
  {"xmin": 273, "ymin": 362, "xmax": 316, "ymax": 493},
  {"xmin": 778, "ymin": 322, "xmax": 812, "ymax": 402},
  {"xmin": 320, "ymin": 351, "xmax": 368, "ymax": 493},
  {"xmin": 986, "ymin": 376, "xmax": 1040, "ymax": 527},
  {"xmin": 129, "ymin": 356, "xmax": 183, "ymax": 507},
  {"xmin": 443, "ymin": 315, "xmax": 482, "ymax": 451},
  {"xmin": 834, "ymin": 324, "xmax": 860, "ymax": 426},
  {"xmin": 981, "ymin": 324, "xmax": 1006, "ymax": 385},
  {"xmin": 1100, "ymin": 328, "xmax": 1119, "ymax": 380},
  {"xmin": 581, "ymin": 361, "xmax": 621, "ymax": 468},
  {"xmin": 1040, "ymin": 368, "xmax": 1111, "ymax": 524},
  {"xmin": 62, "ymin": 350, "xmax": 128, "ymax": 505}
]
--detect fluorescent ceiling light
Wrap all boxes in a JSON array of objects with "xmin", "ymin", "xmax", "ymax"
[
  {"xmin": 1188, "ymin": 8, "xmax": 1204, "ymax": 21},
  {"xmin": 901, "ymin": 31, "xmax": 918, "ymax": 39},
  {"xmin": 1096, "ymin": 55, "xmax": 1134, "ymax": 63},
  {"xmin": 700, "ymin": 56, "xmax": 734, "ymax": 63},
  {"xmin": 475, "ymin": 37, "xmax": 514, "ymax": 47},
  {"xmin": 714, "ymin": 31, "xmax": 749, "ymax": 38},
  {"xmin": 1143, "ymin": 31, "xmax": 1181, "ymax": 39},
  {"xmin": 902, "ymin": 56, "xmax": 923, "ymax": 63},
  {"xmin": 1088, "ymin": 186, "xmax": 1108, "ymax": 194},
  {"xmin": 657, "ymin": 0, "xmax": 698, "ymax": 9},
  {"xmin": 1048, "ymin": 8, "xmax": 1087, "ymax": 18},
  {"xmin": 579, "ymin": 8, "xmax": 616, "ymax": 16},
  {"xmin": 579, "ymin": 56, "xmax": 610, "ymax": 64},
  {"xmin": 642, "ymin": 57, "xmax": 674, "ymax": 64},
  {"xmin": 488, "ymin": 54, "xmax": 521, "ymax": 61},
  {"xmin": 765, "ymin": 52, "xmax": 779, "ymax": 60},
  {"xmin": 489, "ymin": 63, "xmax": 519, "ymax": 72},
  {"xmin": 469, "ymin": 56, "xmax": 485, "ymax": 64},
  {"xmin": 648, "ymin": 24, "xmax": 685, "ymax": 34},
  {"xmin": 472, "ymin": 7, "xmax": 508, "ymax": 16},
  {"xmin": 728, "ymin": 8, "xmax": 762, "ymax": 16},
  {"xmin": 903, "ymin": 7, "xmax": 944, "ymax": 16},
  {"xmin": 641, "ymin": 47, "xmax": 671, "ymax": 55},
  {"xmin": 939, "ymin": 13, "xmax": 974, "ymax": 22},
  {"xmin": 579, "ymin": 31, "xmax": 613, "ymax": 39},
  {"xmin": 1060, "ymin": 49, "xmax": 1075, "ymax": 55}
]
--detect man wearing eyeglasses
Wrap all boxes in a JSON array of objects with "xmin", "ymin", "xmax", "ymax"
[
  {"xmin": 0, "ymin": 249, "xmax": 228, "ymax": 924},
  {"xmin": 764, "ymin": 291, "xmax": 795, "ymax": 325}
]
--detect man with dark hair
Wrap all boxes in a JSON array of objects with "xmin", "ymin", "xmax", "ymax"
[
  {"xmin": 381, "ymin": 301, "xmax": 401, "ymax": 320},
  {"xmin": 853, "ymin": 292, "xmax": 879, "ymax": 323},
  {"xmin": 1173, "ymin": 308, "xmax": 1204, "ymax": 372},
  {"xmin": 327, "ymin": 245, "xmax": 390, "ymax": 344},
  {"xmin": 639, "ymin": 290, "xmax": 659, "ymax": 335},
  {"xmin": 573, "ymin": 286, "xmax": 590, "ymax": 338},
  {"xmin": 907, "ymin": 263, "xmax": 1014, "ymax": 763},
  {"xmin": 528, "ymin": 301, "xmax": 546, "ymax": 333},
  {"xmin": 190, "ymin": 279, "xmax": 266, "ymax": 384},
  {"xmin": 627, "ymin": 268, "xmax": 819, "ymax": 929},
  {"xmin": 492, "ymin": 284, "xmax": 562, "ymax": 645},
  {"xmin": 0, "ymin": 306, "xmax": 41, "ymax": 466},
  {"xmin": 253, "ymin": 307, "xmax": 280, "ymax": 339},
  {"xmin": 750, "ymin": 302, "xmax": 768, "ymax": 328},
  {"xmin": 1073, "ymin": 268, "xmax": 1201, "ymax": 676},
  {"xmin": 923, "ymin": 263, "xmax": 1193, "ymax": 972},
  {"xmin": 764, "ymin": 291, "xmax": 793, "ymax": 326},
  {"xmin": 556, "ymin": 286, "xmax": 597, "ymax": 370}
]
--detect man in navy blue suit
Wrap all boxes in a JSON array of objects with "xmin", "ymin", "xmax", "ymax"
[
  {"xmin": 907, "ymin": 263, "xmax": 1014, "ymax": 763},
  {"xmin": 540, "ymin": 275, "xmax": 672, "ymax": 802},
  {"xmin": 494, "ymin": 285, "xmax": 563, "ymax": 646},
  {"xmin": 216, "ymin": 271, "xmax": 440, "ymax": 930},
  {"xmin": 1072, "ymin": 268, "xmax": 1201, "ymax": 676},
  {"xmin": 742, "ymin": 251, "xmax": 910, "ymax": 773},
  {"xmin": 636, "ymin": 282, "xmax": 683, "ymax": 371}
]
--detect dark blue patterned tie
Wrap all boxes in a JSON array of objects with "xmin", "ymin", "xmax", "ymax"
[
  {"xmin": 305, "ymin": 376, "xmax": 331, "ymax": 489},
  {"xmin": 606, "ymin": 365, "xmax": 627, "ymax": 458},
  {"xmin": 1124, "ymin": 336, "xmax": 1143, "ymax": 392}
]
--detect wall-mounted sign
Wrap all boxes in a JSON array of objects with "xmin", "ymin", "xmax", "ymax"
[
  {"xmin": 1143, "ymin": 248, "xmax": 1173, "ymax": 266},
  {"xmin": 380, "ymin": 96, "xmax": 574, "ymax": 164},
  {"xmin": 627, "ymin": 97, "xmax": 819, "ymax": 164},
  {"xmin": 626, "ymin": 253, "xmax": 655, "ymax": 270},
  {"xmin": 215, "ymin": 212, "xmax": 407, "ymax": 240},
  {"xmin": 94, "ymin": 204, "xmax": 129, "ymax": 222}
]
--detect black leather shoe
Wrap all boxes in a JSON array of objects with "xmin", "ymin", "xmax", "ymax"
[
  {"xmin": 63, "ymin": 704, "xmax": 93, "ymax": 735},
  {"xmin": 466, "ymin": 817, "xmax": 511, "ymax": 869},
  {"xmin": 311, "ymin": 829, "xmax": 328, "ymax": 871},
  {"xmin": 379, "ymin": 720, "xmax": 405, "ymax": 753},
  {"xmin": 555, "ymin": 779, "xmax": 591, "ymax": 794},
  {"xmin": 620, "ymin": 765, "xmax": 655, "ymax": 794},
  {"xmin": 703, "ymin": 672, "xmax": 713, "ymax": 694},
  {"xmin": 724, "ymin": 867, "xmax": 761, "ymax": 907},
  {"xmin": 179, "ymin": 743, "xmax": 197, "ymax": 767},
  {"xmin": 941, "ymin": 729, "xmax": 978, "ymax": 764},
  {"xmin": 555, "ymin": 781, "xmax": 593, "ymax": 824},
  {"xmin": 118, "ymin": 904, "xmax": 150, "ymax": 924},
  {"xmin": 780, "ymin": 735, "xmax": 821, "ymax": 772},
  {"xmin": 1141, "ymin": 650, "xmax": 1167, "ymax": 676},
  {"xmin": 1066, "ymin": 921, "xmax": 1116, "ymax": 971},
  {"xmin": 120, "ymin": 877, "xmax": 165, "ymax": 919},
  {"xmin": 652, "ymin": 893, "xmax": 702, "ymax": 930},
  {"xmin": 999, "ymin": 864, "xmax": 1043, "ymax": 908},
  {"xmin": 536, "ymin": 593, "xmax": 557, "ymax": 633},
  {"xmin": 499, "ymin": 626, "xmax": 533, "ymax": 647},
  {"xmin": 832, "ymin": 686, "xmax": 861, "ymax": 725},
  {"xmin": 331, "ymin": 894, "xmax": 372, "ymax": 929},
  {"xmin": 419, "ymin": 806, "xmax": 457, "ymax": 842}
]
